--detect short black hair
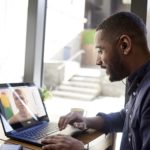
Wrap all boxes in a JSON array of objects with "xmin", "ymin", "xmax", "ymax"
[{"xmin": 96, "ymin": 11, "xmax": 147, "ymax": 44}]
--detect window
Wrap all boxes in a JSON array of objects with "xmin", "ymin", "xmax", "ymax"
[{"xmin": 0, "ymin": 0, "xmax": 28, "ymax": 83}]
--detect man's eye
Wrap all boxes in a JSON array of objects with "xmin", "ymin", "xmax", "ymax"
[
  {"xmin": 97, "ymin": 48, "xmax": 103, "ymax": 54},
  {"xmin": 98, "ymin": 50, "xmax": 102, "ymax": 53}
]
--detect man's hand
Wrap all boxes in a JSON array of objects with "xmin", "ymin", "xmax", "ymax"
[
  {"xmin": 41, "ymin": 135, "xmax": 84, "ymax": 150},
  {"xmin": 58, "ymin": 112, "xmax": 87, "ymax": 130}
]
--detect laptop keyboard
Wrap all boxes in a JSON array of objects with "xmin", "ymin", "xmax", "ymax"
[{"xmin": 14, "ymin": 123, "xmax": 58, "ymax": 140}]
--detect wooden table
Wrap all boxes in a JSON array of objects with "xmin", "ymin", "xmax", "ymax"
[{"xmin": 0, "ymin": 132, "xmax": 113, "ymax": 150}]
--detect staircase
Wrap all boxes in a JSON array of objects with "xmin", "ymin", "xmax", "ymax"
[{"xmin": 52, "ymin": 68, "xmax": 102, "ymax": 101}]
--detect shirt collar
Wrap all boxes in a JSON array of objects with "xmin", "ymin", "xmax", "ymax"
[{"xmin": 127, "ymin": 60, "xmax": 150, "ymax": 94}]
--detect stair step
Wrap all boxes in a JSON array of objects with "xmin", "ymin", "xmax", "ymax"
[
  {"xmin": 50, "ymin": 68, "xmax": 102, "ymax": 101},
  {"xmin": 76, "ymin": 68, "xmax": 101, "ymax": 78},
  {"xmin": 52, "ymin": 90, "xmax": 97, "ymax": 101},
  {"xmin": 71, "ymin": 76, "xmax": 100, "ymax": 83},
  {"xmin": 62, "ymin": 81, "xmax": 100, "ymax": 88},
  {"xmin": 57, "ymin": 85, "xmax": 101, "ymax": 94}
]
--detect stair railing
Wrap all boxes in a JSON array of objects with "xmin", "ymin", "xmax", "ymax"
[{"xmin": 57, "ymin": 49, "xmax": 85, "ymax": 71}]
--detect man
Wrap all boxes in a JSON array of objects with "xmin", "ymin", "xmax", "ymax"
[{"xmin": 42, "ymin": 12, "xmax": 150, "ymax": 150}]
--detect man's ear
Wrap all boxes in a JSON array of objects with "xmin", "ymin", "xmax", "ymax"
[{"xmin": 119, "ymin": 35, "xmax": 132, "ymax": 55}]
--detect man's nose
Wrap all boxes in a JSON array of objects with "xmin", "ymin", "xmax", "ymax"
[{"xmin": 96, "ymin": 55, "xmax": 103, "ymax": 66}]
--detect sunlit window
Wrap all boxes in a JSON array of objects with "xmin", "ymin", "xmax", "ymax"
[
  {"xmin": 0, "ymin": 0, "xmax": 28, "ymax": 83},
  {"xmin": 44, "ymin": 0, "xmax": 86, "ymax": 61}
]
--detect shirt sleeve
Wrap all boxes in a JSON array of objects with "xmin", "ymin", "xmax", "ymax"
[
  {"xmin": 97, "ymin": 109, "xmax": 125, "ymax": 133},
  {"xmin": 140, "ymin": 89, "xmax": 150, "ymax": 150}
]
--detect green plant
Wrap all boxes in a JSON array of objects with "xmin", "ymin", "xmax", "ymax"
[{"xmin": 39, "ymin": 88, "xmax": 53, "ymax": 101}]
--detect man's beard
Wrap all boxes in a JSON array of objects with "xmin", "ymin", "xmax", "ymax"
[{"xmin": 107, "ymin": 58, "xmax": 128, "ymax": 82}]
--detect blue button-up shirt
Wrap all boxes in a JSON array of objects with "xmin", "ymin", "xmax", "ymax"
[{"xmin": 97, "ymin": 60, "xmax": 150, "ymax": 150}]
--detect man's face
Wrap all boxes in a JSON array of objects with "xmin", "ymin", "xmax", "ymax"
[
  {"xmin": 13, "ymin": 90, "xmax": 26, "ymax": 110},
  {"xmin": 95, "ymin": 30, "xmax": 127, "ymax": 82}
]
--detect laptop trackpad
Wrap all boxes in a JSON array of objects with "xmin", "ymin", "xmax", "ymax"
[{"xmin": 47, "ymin": 125, "xmax": 84, "ymax": 137}]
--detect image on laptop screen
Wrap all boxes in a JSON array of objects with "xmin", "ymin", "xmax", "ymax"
[{"xmin": 0, "ymin": 83, "xmax": 48, "ymax": 132}]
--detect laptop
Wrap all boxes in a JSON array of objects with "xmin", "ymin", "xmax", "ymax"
[{"xmin": 0, "ymin": 82, "xmax": 83, "ymax": 146}]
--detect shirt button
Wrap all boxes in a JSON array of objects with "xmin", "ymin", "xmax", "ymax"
[
  {"xmin": 129, "ymin": 114, "xmax": 132, "ymax": 119},
  {"xmin": 133, "ymin": 92, "xmax": 136, "ymax": 96},
  {"xmin": 128, "ymin": 137, "xmax": 131, "ymax": 142}
]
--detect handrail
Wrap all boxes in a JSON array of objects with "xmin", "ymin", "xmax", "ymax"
[
  {"xmin": 67, "ymin": 49, "xmax": 85, "ymax": 61},
  {"xmin": 57, "ymin": 49, "xmax": 85, "ymax": 70}
]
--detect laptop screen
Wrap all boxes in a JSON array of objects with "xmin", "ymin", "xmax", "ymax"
[{"xmin": 0, "ymin": 83, "xmax": 48, "ymax": 133}]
